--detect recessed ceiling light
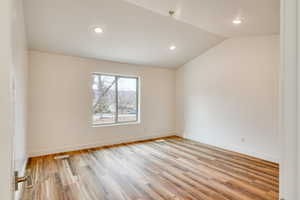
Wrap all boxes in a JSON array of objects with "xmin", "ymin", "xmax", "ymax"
[
  {"xmin": 232, "ymin": 18, "xmax": 242, "ymax": 25},
  {"xmin": 94, "ymin": 27, "xmax": 103, "ymax": 34},
  {"xmin": 169, "ymin": 45, "xmax": 176, "ymax": 51}
]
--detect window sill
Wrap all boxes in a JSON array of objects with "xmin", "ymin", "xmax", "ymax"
[{"xmin": 91, "ymin": 121, "xmax": 140, "ymax": 128}]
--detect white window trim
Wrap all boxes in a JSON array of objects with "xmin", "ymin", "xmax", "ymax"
[{"xmin": 91, "ymin": 73, "xmax": 140, "ymax": 127}]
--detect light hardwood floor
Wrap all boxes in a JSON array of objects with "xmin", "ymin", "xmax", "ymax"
[{"xmin": 22, "ymin": 136, "xmax": 279, "ymax": 200}]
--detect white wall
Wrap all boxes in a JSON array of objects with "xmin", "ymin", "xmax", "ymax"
[
  {"xmin": 28, "ymin": 51, "xmax": 176, "ymax": 156},
  {"xmin": 176, "ymin": 35, "xmax": 279, "ymax": 162}
]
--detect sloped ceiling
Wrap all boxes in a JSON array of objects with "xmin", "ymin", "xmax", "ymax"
[
  {"xmin": 124, "ymin": 0, "xmax": 280, "ymax": 37},
  {"xmin": 24, "ymin": 0, "xmax": 279, "ymax": 68}
]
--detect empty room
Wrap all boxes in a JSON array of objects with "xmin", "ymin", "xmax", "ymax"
[{"xmin": 1, "ymin": 0, "xmax": 300, "ymax": 200}]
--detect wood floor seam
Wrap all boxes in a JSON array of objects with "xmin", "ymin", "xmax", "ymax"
[{"xmin": 22, "ymin": 137, "xmax": 279, "ymax": 200}]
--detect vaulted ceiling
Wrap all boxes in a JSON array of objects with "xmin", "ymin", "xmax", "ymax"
[
  {"xmin": 124, "ymin": 0, "xmax": 280, "ymax": 37},
  {"xmin": 24, "ymin": 0, "xmax": 279, "ymax": 68}
]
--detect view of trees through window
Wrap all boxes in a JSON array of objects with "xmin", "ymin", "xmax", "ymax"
[{"xmin": 92, "ymin": 74, "xmax": 138, "ymax": 125}]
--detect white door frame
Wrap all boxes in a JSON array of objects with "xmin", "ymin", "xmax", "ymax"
[
  {"xmin": 0, "ymin": 0, "xmax": 14, "ymax": 199},
  {"xmin": 280, "ymin": 0, "xmax": 299, "ymax": 199}
]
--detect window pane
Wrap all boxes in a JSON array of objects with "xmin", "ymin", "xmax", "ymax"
[
  {"xmin": 117, "ymin": 77, "xmax": 137, "ymax": 122},
  {"xmin": 92, "ymin": 75, "xmax": 116, "ymax": 124}
]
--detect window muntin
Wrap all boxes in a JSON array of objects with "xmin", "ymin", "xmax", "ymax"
[{"xmin": 92, "ymin": 73, "xmax": 139, "ymax": 125}]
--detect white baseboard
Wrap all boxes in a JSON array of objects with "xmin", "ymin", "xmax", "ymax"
[
  {"xmin": 28, "ymin": 132, "xmax": 279, "ymax": 164},
  {"xmin": 29, "ymin": 132, "xmax": 176, "ymax": 157},
  {"xmin": 183, "ymin": 135, "xmax": 279, "ymax": 164}
]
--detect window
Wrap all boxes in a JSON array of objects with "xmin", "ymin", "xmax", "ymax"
[{"xmin": 92, "ymin": 73, "xmax": 139, "ymax": 125}]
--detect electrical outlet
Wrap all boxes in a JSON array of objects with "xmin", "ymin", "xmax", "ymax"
[{"xmin": 241, "ymin": 138, "xmax": 245, "ymax": 142}]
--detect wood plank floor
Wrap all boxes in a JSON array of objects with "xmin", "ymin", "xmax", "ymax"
[{"xmin": 22, "ymin": 136, "xmax": 279, "ymax": 200}]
